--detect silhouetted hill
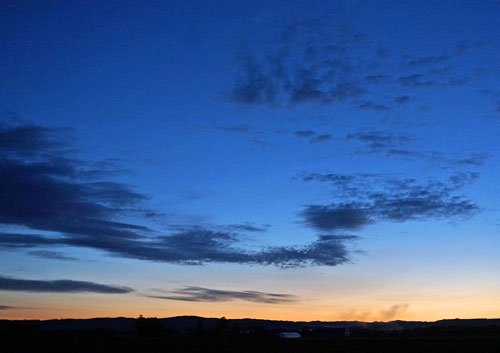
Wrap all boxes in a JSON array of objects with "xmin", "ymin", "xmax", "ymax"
[
  {"xmin": 3, "ymin": 316, "xmax": 500, "ymax": 353},
  {"xmin": 3, "ymin": 316, "xmax": 500, "ymax": 333},
  {"xmin": 435, "ymin": 318, "xmax": 500, "ymax": 327}
]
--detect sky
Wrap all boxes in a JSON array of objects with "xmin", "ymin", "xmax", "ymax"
[{"xmin": 1, "ymin": 0, "xmax": 500, "ymax": 321}]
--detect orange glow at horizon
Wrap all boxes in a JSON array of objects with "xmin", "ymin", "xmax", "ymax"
[{"xmin": 2, "ymin": 291, "xmax": 500, "ymax": 322}]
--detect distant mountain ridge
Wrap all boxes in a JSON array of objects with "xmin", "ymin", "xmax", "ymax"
[{"xmin": 2, "ymin": 316, "xmax": 500, "ymax": 332}]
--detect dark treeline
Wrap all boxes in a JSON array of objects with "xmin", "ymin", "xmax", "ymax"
[
  {"xmin": 2, "ymin": 316, "xmax": 500, "ymax": 352},
  {"xmin": 0, "ymin": 317, "xmax": 500, "ymax": 353}
]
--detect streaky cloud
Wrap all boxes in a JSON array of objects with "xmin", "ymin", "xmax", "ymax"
[
  {"xmin": 302, "ymin": 204, "xmax": 372, "ymax": 231},
  {"xmin": 406, "ymin": 53, "xmax": 449, "ymax": 67},
  {"xmin": 399, "ymin": 74, "xmax": 436, "ymax": 87},
  {"xmin": 301, "ymin": 172, "xmax": 479, "ymax": 231},
  {"xmin": 393, "ymin": 95, "xmax": 411, "ymax": 104},
  {"xmin": 345, "ymin": 130, "xmax": 489, "ymax": 167},
  {"xmin": 380, "ymin": 303, "xmax": 409, "ymax": 320},
  {"xmin": 399, "ymin": 73, "xmax": 468, "ymax": 88},
  {"xmin": 225, "ymin": 223, "xmax": 269, "ymax": 233},
  {"xmin": 309, "ymin": 134, "xmax": 332, "ymax": 143},
  {"xmin": 357, "ymin": 101, "xmax": 390, "ymax": 111},
  {"xmin": 148, "ymin": 286, "xmax": 298, "ymax": 304},
  {"xmin": 0, "ymin": 275, "xmax": 133, "ymax": 293},
  {"xmin": 346, "ymin": 130, "xmax": 412, "ymax": 153},
  {"xmin": 364, "ymin": 74, "xmax": 391, "ymax": 84},
  {"xmin": 27, "ymin": 250, "xmax": 77, "ymax": 261},
  {"xmin": 294, "ymin": 130, "xmax": 332, "ymax": 144},
  {"xmin": 0, "ymin": 123, "xmax": 353, "ymax": 268},
  {"xmin": 229, "ymin": 22, "xmax": 480, "ymax": 110},
  {"xmin": 0, "ymin": 123, "xmax": 66, "ymax": 155},
  {"xmin": 294, "ymin": 130, "xmax": 316, "ymax": 138},
  {"xmin": 229, "ymin": 22, "xmax": 369, "ymax": 107}
]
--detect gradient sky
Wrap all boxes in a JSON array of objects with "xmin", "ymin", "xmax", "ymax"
[{"xmin": 1, "ymin": 0, "xmax": 500, "ymax": 321}]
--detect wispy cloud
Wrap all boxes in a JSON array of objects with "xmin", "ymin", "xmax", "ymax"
[
  {"xmin": 398, "ymin": 74, "xmax": 436, "ymax": 88},
  {"xmin": 0, "ymin": 305, "xmax": 15, "ymax": 310},
  {"xmin": 357, "ymin": 101, "xmax": 390, "ymax": 112},
  {"xmin": 224, "ymin": 223, "xmax": 269, "ymax": 233},
  {"xmin": 228, "ymin": 22, "xmax": 482, "ymax": 110},
  {"xmin": 229, "ymin": 22, "xmax": 369, "ymax": 107},
  {"xmin": 393, "ymin": 95, "xmax": 411, "ymax": 104},
  {"xmin": 27, "ymin": 250, "xmax": 77, "ymax": 261},
  {"xmin": 0, "ymin": 123, "xmax": 352, "ymax": 268},
  {"xmin": 398, "ymin": 73, "xmax": 468, "ymax": 88},
  {"xmin": 454, "ymin": 153, "xmax": 490, "ymax": 167},
  {"xmin": 406, "ymin": 53, "xmax": 449, "ymax": 67},
  {"xmin": 380, "ymin": 303, "xmax": 409, "ymax": 321},
  {"xmin": 212, "ymin": 124, "xmax": 254, "ymax": 133},
  {"xmin": 345, "ymin": 130, "xmax": 489, "ymax": 166},
  {"xmin": 148, "ymin": 286, "xmax": 298, "ymax": 304},
  {"xmin": 346, "ymin": 131, "xmax": 412, "ymax": 153},
  {"xmin": 309, "ymin": 134, "xmax": 332, "ymax": 143},
  {"xmin": 339, "ymin": 303, "xmax": 409, "ymax": 321},
  {"xmin": 294, "ymin": 130, "xmax": 316, "ymax": 138},
  {"xmin": 0, "ymin": 275, "xmax": 133, "ymax": 293},
  {"xmin": 294, "ymin": 130, "xmax": 332, "ymax": 144},
  {"xmin": 301, "ymin": 172, "xmax": 479, "ymax": 231},
  {"xmin": 363, "ymin": 74, "xmax": 391, "ymax": 84}
]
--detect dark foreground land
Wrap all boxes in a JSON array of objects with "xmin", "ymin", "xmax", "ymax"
[{"xmin": 2, "ymin": 316, "xmax": 500, "ymax": 352}]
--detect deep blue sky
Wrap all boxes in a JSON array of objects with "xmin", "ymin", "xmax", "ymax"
[{"xmin": 1, "ymin": 1, "xmax": 500, "ymax": 320}]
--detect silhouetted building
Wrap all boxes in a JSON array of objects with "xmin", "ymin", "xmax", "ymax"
[{"xmin": 277, "ymin": 331, "xmax": 301, "ymax": 339}]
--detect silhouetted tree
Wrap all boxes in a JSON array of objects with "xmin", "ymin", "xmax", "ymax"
[
  {"xmin": 195, "ymin": 318, "xmax": 204, "ymax": 337},
  {"xmin": 135, "ymin": 315, "xmax": 164, "ymax": 336},
  {"xmin": 215, "ymin": 317, "xmax": 228, "ymax": 336}
]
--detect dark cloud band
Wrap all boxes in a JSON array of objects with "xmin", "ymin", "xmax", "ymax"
[
  {"xmin": 148, "ymin": 286, "xmax": 298, "ymax": 304},
  {"xmin": 0, "ymin": 124, "xmax": 352, "ymax": 268},
  {"xmin": 0, "ymin": 305, "xmax": 15, "ymax": 310},
  {"xmin": 301, "ymin": 172, "xmax": 479, "ymax": 231},
  {"xmin": 0, "ymin": 275, "xmax": 133, "ymax": 294}
]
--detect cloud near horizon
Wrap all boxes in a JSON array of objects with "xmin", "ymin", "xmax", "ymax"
[
  {"xmin": 0, "ymin": 275, "xmax": 133, "ymax": 294},
  {"xmin": 147, "ymin": 286, "xmax": 298, "ymax": 304},
  {"xmin": 0, "ymin": 305, "xmax": 15, "ymax": 310},
  {"xmin": 340, "ymin": 303, "xmax": 409, "ymax": 321},
  {"xmin": 380, "ymin": 303, "xmax": 409, "ymax": 321}
]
